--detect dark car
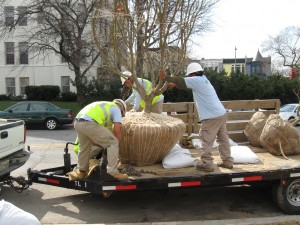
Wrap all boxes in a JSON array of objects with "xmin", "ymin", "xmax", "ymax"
[{"xmin": 0, "ymin": 101, "xmax": 74, "ymax": 130}]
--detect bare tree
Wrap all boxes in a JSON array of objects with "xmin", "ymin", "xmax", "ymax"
[
  {"xmin": 92, "ymin": 0, "xmax": 219, "ymax": 113},
  {"xmin": 0, "ymin": 0, "xmax": 101, "ymax": 105},
  {"xmin": 262, "ymin": 26, "xmax": 300, "ymax": 125},
  {"xmin": 262, "ymin": 26, "xmax": 300, "ymax": 69}
]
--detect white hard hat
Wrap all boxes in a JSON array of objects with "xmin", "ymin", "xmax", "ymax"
[
  {"xmin": 113, "ymin": 99, "xmax": 127, "ymax": 114},
  {"xmin": 186, "ymin": 63, "xmax": 203, "ymax": 76},
  {"xmin": 122, "ymin": 71, "xmax": 132, "ymax": 77}
]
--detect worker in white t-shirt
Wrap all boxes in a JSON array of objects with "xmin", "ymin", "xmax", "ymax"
[{"xmin": 160, "ymin": 63, "xmax": 233, "ymax": 172}]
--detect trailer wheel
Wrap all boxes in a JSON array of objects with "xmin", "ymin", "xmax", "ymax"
[{"xmin": 273, "ymin": 178, "xmax": 300, "ymax": 214}]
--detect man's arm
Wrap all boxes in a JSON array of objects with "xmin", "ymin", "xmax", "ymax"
[
  {"xmin": 125, "ymin": 93, "xmax": 135, "ymax": 104},
  {"xmin": 113, "ymin": 122, "xmax": 122, "ymax": 142},
  {"xmin": 159, "ymin": 70, "xmax": 188, "ymax": 89},
  {"xmin": 165, "ymin": 77, "xmax": 188, "ymax": 89}
]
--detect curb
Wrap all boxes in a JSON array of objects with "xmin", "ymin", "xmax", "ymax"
[{"xmin": 42, "ymin": 215, "xmax": 300, "ymax": 225}]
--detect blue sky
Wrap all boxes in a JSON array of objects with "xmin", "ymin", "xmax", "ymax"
[{"xmin": 190, "ymin": 0, "xmax": 300, "ymax": 60}]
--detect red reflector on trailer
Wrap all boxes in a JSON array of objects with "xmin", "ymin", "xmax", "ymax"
[
  {"xmin": 102, "ymin": 184, "xmax": 140, "ymax": 191},
  {"xmin": 38, "ymin": 177, "xmax": 60, "ymax": 184},
  {"xmin": 232, "ymin": 176, "xmax": 262, "ymax": 183},
  {"xmin": 181, "ymin": 181, "xmax": 201, "ymax": 186},
  {"xmin": 244, "ymin": 176, "xmax": 262, "ymax": 182},
  {"xmin": 168, "ymin": 181, "xmax": 201, "ymax": 187},
  {"xmin": 46, "ymin": 178, "xmax": 60, "ymax": 184},
  {"xmin": 115, "ymin": 185, "xmax": 137, "ymax": 190}
]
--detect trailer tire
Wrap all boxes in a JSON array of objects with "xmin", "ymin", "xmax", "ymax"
[
  {"xmin": 272, "ymin": 182, "xmax": 280, "ymax": 209},
  {"xmin": 273, "ymin": 178, "xmax": 300, "ymax": 214}
]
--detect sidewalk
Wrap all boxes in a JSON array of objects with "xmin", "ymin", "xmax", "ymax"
[{"xmin": 42, "ymin": 215, "xmax": 300, "ymax": 225}]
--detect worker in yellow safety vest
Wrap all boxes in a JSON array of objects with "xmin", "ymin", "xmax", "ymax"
[
  {"xmin": 67, "ymin": 99, "xmax": 128, "ymax": 181},
  {"xmin": 122, "ymin": 71, "xmax": 164, "ymax": 113}
]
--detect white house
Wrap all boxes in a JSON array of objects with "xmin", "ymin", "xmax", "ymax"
[{"xmin": 0, "ymin": 0, "xmax": 98, "ymax": 97}]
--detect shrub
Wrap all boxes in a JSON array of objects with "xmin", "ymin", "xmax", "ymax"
[
  {"xmin": 0, "ymin": 95, "xmax": 10, "ymax": 100},
  {"xmin": 61, "ymin": 92, "xmax": 77, "ymax": 101},
  {"xmin": 25, "ymin": 85, "xmax": 60, "ymax": 100}
]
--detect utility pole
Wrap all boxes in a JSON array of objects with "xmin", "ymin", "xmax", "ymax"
[{"xmin": 234, "ymin": 46, "xmax": 237, "ymax": 73}]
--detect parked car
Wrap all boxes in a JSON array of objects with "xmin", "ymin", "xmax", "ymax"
[
  {"xmin": 0, "ymin": 101, "xmax": 74, "ymax": 130},
  {"xmin": 279, "ymin": 103, "xmax": 299, "ymax": 121}
]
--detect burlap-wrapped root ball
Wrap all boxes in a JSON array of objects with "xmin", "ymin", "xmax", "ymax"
[
  {"xmin": 244, "ymin": 112, "xmax": 267, "ymax": 147},
  {"xmin": 260, "ymin": 114, "xmax": 300, "ymax": 156},
  {"xmin": 120, "ymin": 112, "xmax": 186, "ymax": 166}
]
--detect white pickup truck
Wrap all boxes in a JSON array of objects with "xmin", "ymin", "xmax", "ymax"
[{"xmin": 0, "ymin": 119, "xmax": 30, "ymax": 191}]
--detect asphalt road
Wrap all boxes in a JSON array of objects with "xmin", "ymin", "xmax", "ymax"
[{"xmin": 1, "ymin": 125, "xmax": 300, "ymax": 224}]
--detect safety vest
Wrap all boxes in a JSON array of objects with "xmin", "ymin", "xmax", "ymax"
[
  {"xmin": 74, "ymin": 101, "xmax": 117, "ymax": 154},
  {"xmin": 135, "ymin": 79, "xmax": 163, "ymax": 108},
  {"xmin": 77, "ymin": 101, "xmax": 117, "ymax": 129},
  {"xmin": 74, "ymin": 137, "xmax": 79, "ymax": 155}
]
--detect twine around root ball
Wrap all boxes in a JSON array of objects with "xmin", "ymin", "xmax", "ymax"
[{"xmin": 118, "ymin": 164, "xmax": 157, "ymax": 177}]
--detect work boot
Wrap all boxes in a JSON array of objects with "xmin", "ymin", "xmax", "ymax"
[
  {"xmin": 195, "ymin": 162, "xmax": 214, "ymax": 172},
  {"xmin": 113, "ymin": 173, "xmax": 129, "ymax": 180},
  {"xmin": 88, "ymin": 159, "xmax": 100, "ymax": 176},
  {"xmin": 217, "ymin": 162, "xmax": 233, "ymax": 169},
  {"xmin": 67, "ymin": 168, "xmax": 88, "ymax": 181}
]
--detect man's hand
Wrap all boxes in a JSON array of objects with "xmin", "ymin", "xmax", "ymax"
[
  {"xmin": 167, "ymin": 82, "xmax": 176, "ymax": 89},
  {"xmin": 159, "ymin": 70, "xmax": 166, "ymax": 80}
]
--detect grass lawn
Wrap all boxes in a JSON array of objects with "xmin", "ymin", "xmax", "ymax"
[{"xmin": 0, "ymin": 100, "xmax": 81, "ymax": 115}]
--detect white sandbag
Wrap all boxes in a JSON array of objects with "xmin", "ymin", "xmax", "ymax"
[
  {"xmin": 191, "ymin": 138, "xmax": 202, "ymax": 149},
  {"xmin": 192, "ymin": 138, "xmax": 238, "ymax": 149},
  {"xmin": 162, "ymin": 144, "xmax": 196, "ymax": 169},
  {"xmin": 0, "ymin": 200, "xmax": 41, "ymax": 225},
  {"xmin": 231, "ymin": 146, "xmax": 259, "ymax": 164}
]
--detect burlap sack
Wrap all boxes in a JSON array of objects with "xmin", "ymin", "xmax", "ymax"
[
  {"xmin": 120, "ymin": 112, "xmax": 186, "ymax": 166},
  {"xmin": 244, "ymin": 112, "xmax": 267, "ymax": 147},
  {"xmin": 260, "ymin": 114, "xmax": 300, "ymax": 156}
]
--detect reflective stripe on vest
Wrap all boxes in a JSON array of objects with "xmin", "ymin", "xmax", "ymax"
[
  {"xmin": 74, "ymin": 137, "xmax": 79, "ymax": 155},
  {"xmin": 77, "ymin": 101, "xmax": 116, "ymax": 129},
  {"xmin": 136, "ymin": 79, "xmax": 163, "ymax": 108}
]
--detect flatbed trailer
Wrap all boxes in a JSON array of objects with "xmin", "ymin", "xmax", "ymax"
[{"xmin": 27, "ymin": 99, "xmax": 300, "ymax": 214}]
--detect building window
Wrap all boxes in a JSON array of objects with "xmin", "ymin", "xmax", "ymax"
[
  {"xmin": 18, "ymin": 6, "xmax": 27, "ymax": 26},
  {"xmin": 19, "ymin": 42, "xmax": 29, "ymax": 64},
  {"xmin": 61, "ymin": 76, "xmax": 70, "ymax": 93},
  {"xmin": 5, "ymin": 42, "xmax": 15, "ymax": 64},
  {"xmin": 4, "ymin": 6, "xmax": 14, "ymax": 26},
  {"xmin": 19, "ymin": 77, "xmax": 29, "ymax": 96},
  {"xmin": 6, "ymin": 78, "xmax": 16, "ymax": 96}
]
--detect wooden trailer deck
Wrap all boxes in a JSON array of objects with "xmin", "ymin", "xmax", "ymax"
[
  {"xmin": 124, "ymin": 99, "xmax": 300, "ymax": 180},
  {"xmin": 124, "ymin": 146, "xmax": 300, "ymax": 180}
]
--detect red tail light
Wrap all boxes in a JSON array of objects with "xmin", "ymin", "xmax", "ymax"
[{"xmin": 65, "ymin": 112, "xmax": 73, "ymax": 118}]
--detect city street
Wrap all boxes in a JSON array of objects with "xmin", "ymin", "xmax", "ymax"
[{"xmin": 1, "ymin": 125, "xmax": 300, "ymax": 224}]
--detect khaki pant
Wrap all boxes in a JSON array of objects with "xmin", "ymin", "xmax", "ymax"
[
  {"xmin": 200, "ymin": 114, "xmax": 233, "ymax": 167},
  {"xmin": 74, "ymin": 121, "xmax": 119, "ymax": 175}
]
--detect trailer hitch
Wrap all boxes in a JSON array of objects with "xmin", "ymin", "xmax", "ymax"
[{"xmin": 3, "ymin": 175, "xmax": 31, "ymax": 193}]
